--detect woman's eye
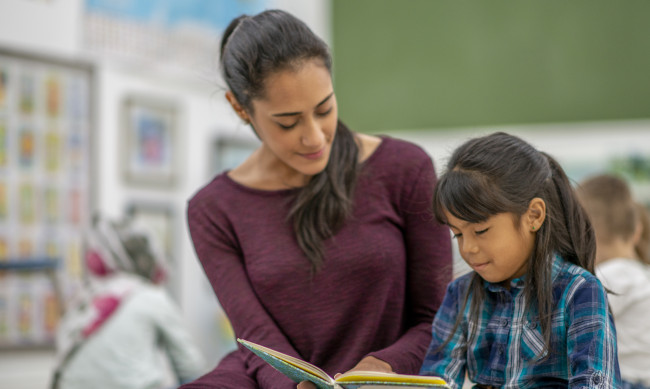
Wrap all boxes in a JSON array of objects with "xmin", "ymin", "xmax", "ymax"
[
  {"xmin": 316, "ymin": 107, "xmax": 333, "ymax": 117},
  {"xmin": 278, "ymin": 122, "xmax": 298, "ymax": 130},
  {"xmin": 475, "ymin": 228, "xmax": 489, "ymax": 235}
]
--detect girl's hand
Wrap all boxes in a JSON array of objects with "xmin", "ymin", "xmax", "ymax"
[{"xmin": 297, "ymin": 356, "xmax": 392, "ymax": 389}]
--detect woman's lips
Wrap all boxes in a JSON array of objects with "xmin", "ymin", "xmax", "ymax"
[{"xmin": 300, "ymin": 148, "xmax": 324, "ymax": 160}]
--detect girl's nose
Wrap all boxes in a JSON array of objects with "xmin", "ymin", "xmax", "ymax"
[{"xmin": 461, "ymin": 237, "xmax": 479, "ymax": 255}]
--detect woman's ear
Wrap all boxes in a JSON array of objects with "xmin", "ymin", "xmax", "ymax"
[
  {"xmin": 527, "ymin": 197, "xmax": 547, "ymax": 232},
  {"xmin": 225, "ymin": 91, "xmax": 250, "ymax": 124}
]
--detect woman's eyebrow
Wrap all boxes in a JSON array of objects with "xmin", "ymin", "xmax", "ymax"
[{"xmin": 272, "ymin": 92, "xmax": 334, "ymax": 117}]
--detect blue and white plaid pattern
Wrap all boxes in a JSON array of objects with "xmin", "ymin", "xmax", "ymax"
[{"xmin": 420, "ymin": 255, "xmax": 620, "ymax": 388}]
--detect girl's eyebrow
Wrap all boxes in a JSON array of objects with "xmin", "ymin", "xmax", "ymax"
[{"xmin": 272, "ymin": 92, "xmax": 334, "ymax": 117}]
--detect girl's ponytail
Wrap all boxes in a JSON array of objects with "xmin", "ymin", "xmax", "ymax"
[{"xmin": 542, "ymin": 152, "xmax": 596, "ymax": 274}]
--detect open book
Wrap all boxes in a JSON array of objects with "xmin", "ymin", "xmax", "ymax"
[{"xmin": 238, "ymin": 338, "xmax": 450, "ymax": 389}]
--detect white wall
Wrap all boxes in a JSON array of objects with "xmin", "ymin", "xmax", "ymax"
[
  {"xmin": 388, "ymin": 119, "xmax": 650, "ymax": 205},
  {"xmin": 0, "ymin": 0, "xmax": 332, "ymax": 386}
]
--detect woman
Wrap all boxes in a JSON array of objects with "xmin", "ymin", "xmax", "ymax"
[{"xmin": 183, "ymin": 9, "xmax": 452, "ymax": 389}]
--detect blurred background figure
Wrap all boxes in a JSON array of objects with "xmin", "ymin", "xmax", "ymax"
[
  {"xmin": 577, "ymin": 174, "xmax": 650, "ymax": 389},
  {"xmin": 51, "ymin": 215, "xmax": 205, "ymax": 389},
  {"xmin": 634, "ymin": 202, "xmax": 650, "ymax": 266}
]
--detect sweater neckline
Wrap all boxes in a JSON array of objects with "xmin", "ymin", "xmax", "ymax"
[{"xmin": 221, "ymin": 135, "xmax": 390, "ymax": 195}]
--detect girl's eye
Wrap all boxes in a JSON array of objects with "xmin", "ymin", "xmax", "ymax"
[
  {"xmin": 451, "ymin": 233, "xmax": 462, "ymax": 239},
  {"xmin": 475, "ymin": 228, "xmax": 489, "ymax": 235},
  {"xmin": 316, "ymin": 107, "xmax": 333, "ymax": 117}
]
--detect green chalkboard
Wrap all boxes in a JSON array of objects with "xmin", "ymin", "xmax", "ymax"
[{"xmin": 332, "ymin": 0, "xmax": 650, "ymax": 133}]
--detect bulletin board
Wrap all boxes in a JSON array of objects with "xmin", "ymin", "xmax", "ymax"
[{"xmin": 0, "ymin": 47, "xmax": 94, "ymax": 348}]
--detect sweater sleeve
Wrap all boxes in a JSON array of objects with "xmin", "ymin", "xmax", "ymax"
[
  {"xmin": 183, "ymin": 194, "xmax": 299, "ymax": 389},
  {"xmin": 369, "ymin": 154, "xmax": 453, "ymax": 374}
]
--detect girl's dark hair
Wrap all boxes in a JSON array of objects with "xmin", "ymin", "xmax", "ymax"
[
  {"xmin": 220, "ymin": 10, "xmax": 358, "ymax": 271},
  {"xmin": 433, "ymin": 132, "xmax": 595, "ymax": 357}
]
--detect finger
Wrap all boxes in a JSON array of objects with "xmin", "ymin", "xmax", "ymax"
[{"xmin": 297, "ymin": 381, "xmax": 316, "ymax": 389}]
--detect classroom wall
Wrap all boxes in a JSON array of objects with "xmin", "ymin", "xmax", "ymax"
[
  {"xmin": 332, "ymin": 0, "xmax": 650, "ymax": 133},
  {"xmin": 0, "ymin": 0, "xmax": 331, "ymax": 386}
]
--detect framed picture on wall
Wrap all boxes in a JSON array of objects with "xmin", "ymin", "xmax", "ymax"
[
  {"xmin": 210, "ymin": 135, "xmax": 260, "ymax": 177},
  {"xmin": 122, "ymin": 95, "xmax": 177, "ymax": 187}
]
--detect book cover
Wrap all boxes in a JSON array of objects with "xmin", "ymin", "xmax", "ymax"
[{"xmin": 237, "ymin": 338, "xmax": 450, "ymax": 389}]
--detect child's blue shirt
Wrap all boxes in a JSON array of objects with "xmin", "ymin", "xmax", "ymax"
[{"xmin": 420, "ymin": 255, "xmax": 620, "ymax": 388}]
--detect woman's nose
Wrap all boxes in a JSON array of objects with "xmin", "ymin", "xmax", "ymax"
[{"xmin": 300, "ymin": 118, "xmax": 325, "ymax": 147}]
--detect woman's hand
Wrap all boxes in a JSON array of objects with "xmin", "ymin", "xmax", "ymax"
[
  {"xmin": 297, "ymin": 381, "xmax": 317, "ymax": 389},
  {"xmin": 340, "ymin": 356, "xmax": 393, "ymax": 376},
  {"xmin": 296, "ymin": 356, "xmax": 392, "ymax": 389}
]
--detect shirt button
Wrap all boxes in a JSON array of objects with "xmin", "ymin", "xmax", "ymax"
[
  {"xmin": 592, "ymin": 373, "xmax": 602, "ymax": 384},
  {"xmin": 501, "ymin": 319, "xmax": 509, "ymax": 327}
]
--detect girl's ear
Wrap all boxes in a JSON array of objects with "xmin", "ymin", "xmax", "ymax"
[
  {"xmin": 225, "ymin": 91, "xmax": 250, "ymax": 124},
  {"xmin": 527, "ymin": 197, "xmax": 547, "ymax": 232}
]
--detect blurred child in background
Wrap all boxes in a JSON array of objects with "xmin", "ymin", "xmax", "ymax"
[
  {"xmin": 577, "ymin": 174, "xmax": 650, "ymax": 389},
  {"xmin": 51, "ymin": 216, "xmax": 205, "ymax": 389}
]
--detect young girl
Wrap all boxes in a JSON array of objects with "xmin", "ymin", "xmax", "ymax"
[{"xmin": 419, "ymin": 132, "xmax": 620, "ymax": 388}]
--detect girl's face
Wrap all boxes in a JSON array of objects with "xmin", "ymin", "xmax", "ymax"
[
  {"xmin": 245, "ymin": 59, "xmax": 338, "ymax": 186},
  {"xmin": 445, "ymin": 211, "xmax": 536, "ymax": 287}
]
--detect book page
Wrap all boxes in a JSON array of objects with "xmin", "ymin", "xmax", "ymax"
[
  {"xmin": 335, "ymin": 371, "xmax": 448, "ymax": 386},
  {"xmin": 238, "ymin": 339, "xmax": 333, "ymax": 383}
]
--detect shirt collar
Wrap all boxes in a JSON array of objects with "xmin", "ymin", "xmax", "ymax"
[{"xmin": 483, "ymin": 254, "xmax": 565, "ymax": 293}]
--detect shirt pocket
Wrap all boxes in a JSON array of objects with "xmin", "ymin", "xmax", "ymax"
[{"xmin": 521, "ymin": 320, "xmax": 548, "ymax": 361}]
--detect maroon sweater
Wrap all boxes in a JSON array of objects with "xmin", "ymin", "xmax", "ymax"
[{"xmin": 183, "ymin": 136, "xmax": 452, "ymax": 389}]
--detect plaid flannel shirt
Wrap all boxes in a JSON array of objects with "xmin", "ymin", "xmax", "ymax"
[{"xmin": 420, "ymin": 255, "xmax": 620, "ymax": 388}]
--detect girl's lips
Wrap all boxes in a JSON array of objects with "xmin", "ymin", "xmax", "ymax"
[
  {"xmin": 300, "ymin": 148, "xmax": 324, "ymax": 160},
  {"xmin": 470, "ymin": 262, "xmax": 489, "ymax": 271}
]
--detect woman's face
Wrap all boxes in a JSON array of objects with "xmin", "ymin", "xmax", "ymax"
[{"xmin": 247, "ymin": 59, "xmax": 338, "ymax": 185}]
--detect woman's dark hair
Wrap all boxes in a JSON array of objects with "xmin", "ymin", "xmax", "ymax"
[
  {"xmin": 432, "ymin": 132, "xmax": 595, "ymax": 357},
  {"xmin": 220, "ymin": 10, "xmax": 359, "ymax": 271}
]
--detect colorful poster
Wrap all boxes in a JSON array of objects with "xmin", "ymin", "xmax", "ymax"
[
  {"xmin": 45, "ymin": 75, "xmax": 61, "ymax": 118},
  {"xmin": 0, "ymin": 236, "xmax": 8, "ymax": 260},
  {"xmin": 18, "ymin": 236, "xmax": 34, "ymax": 257},
  {"xmin": 0, "ymin": 181, "xmax": 7, "ymax": 221},
  {"xmin": 19, "ymin": 183, "xmax": 36, "ymax": 224},
  {"xmin": 67, "ymin": 188, "xmax": 81, "ymax": 225},
  {"xmin": 45, "ymin": 130, "xmax": 61, "ymax": 172},
  {"xmin": 0, "ymin": 66, "xmax": 7, "ymax": 110},
  {"xmin": 17, "ymin": 291, "xmax": 33, "ymax": 339},
  {"xmin": 66, "ymin": 238, "xmax": 83, "ymax": 278},
  {"xmin": 44, "ymin": 187, "xmax": 59, "ymax": 223},
  {"xmin": 0, "ymin": 119, "xmax": 7, "ymax": 168},
  {"xmin": 42, "ymin": 290, "xmax": 58, "ymax": 340},
  {"xmin": 44, "ymin": 237, "xmax": 60, "ymax": 258},
  {"xmin": 1, "ymin": 48, "xmax": 92, "ymax": 348},
  {"xmin": 19, "ymin": 73, "xmax": 35, "ymax": 116},
  {"xmin": 67, "ymin": 129, "xmax": 84, "ymax": 172},
  {"xmin": 19, "ymin": 127, "xmax": 35, "ymax": 168},
  {"xmin": 0, "ymin": 293, "xmax": 8, "ymax": 343}
]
